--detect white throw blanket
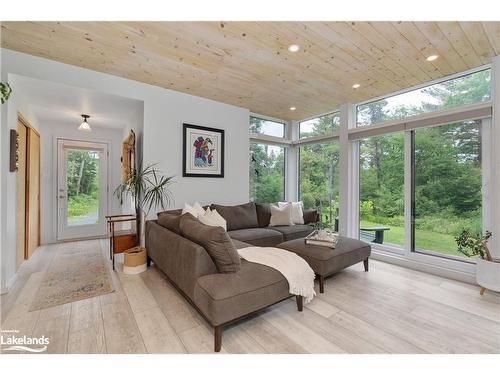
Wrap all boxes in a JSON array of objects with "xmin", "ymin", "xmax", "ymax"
[{"xmin": 238, "ymin": 247, "xmax": 316, "ymax": 303}]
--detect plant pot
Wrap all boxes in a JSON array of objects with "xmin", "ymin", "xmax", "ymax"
[{"xmin": 476, "ymin": 258, "xmax": 500, "ymax": 293}]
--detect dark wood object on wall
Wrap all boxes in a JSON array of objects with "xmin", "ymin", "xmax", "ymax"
[{"xmin": 10, "ymin": 129, "xmax": 19, "ymax": 172}]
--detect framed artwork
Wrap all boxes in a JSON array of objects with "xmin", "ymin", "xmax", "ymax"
[{"xmin": 183, "ymin": 123, "xmax": 225, "ymax": 178}]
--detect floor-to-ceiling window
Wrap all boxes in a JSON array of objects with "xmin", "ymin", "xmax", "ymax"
[
  {"xmin": 298, "ymin": 112, "xmax": 340, "ymax": 228},
  {"xmin": 353, "ymin": 67, "xmax": 491, "ymax": 261},
  {"xmin": 299, "ymin": 142, "xmax": 340, "ymax": 227},
  {"xmin": 249, "ymin": 143, "xmax": 286, "ymax": 203},
  {"xmin": 359, "ymin": 133, "xmax": 404, "ymax": 247},
  {"xmin": 412, "ymin": 120, "xmax": 484, "ymax": 260},
  {"xmin": 249, "ymin": 115, "xmax": 287, "ymax": 203}
]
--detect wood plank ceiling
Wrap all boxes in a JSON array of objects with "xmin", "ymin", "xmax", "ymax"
[{"xmin": 1, "ymin": 22, "xmax": 499, "ymax": 121}]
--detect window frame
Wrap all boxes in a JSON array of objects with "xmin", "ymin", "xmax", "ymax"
[
  {"xmin": 355, "ymin": 65, "xmax": 492, "ymax": 128},
  {"xmin": 298, "ymin": 110, "xmax": 341, "ymax": 140},
  {"xmin": 249, "ymin": 141, "xmax": 287, "ymax": 203},
  {"xmin": 249, "ymin": 113, "xmax": 287, "ymax": 139}
]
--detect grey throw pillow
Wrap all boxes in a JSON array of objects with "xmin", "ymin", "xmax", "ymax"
[
  {"xmin": 179, "ymin": 213, "xmax": 241, "ymax": 273},
  {"xmin": 157, "ymin": 213, "xmax": 182, "ymax": 235}
]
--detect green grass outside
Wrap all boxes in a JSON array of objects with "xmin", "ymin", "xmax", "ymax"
[
  {"xmin": 360, "ymin": 219, "xmax": 464, "ymax": 258},
  {"xmin": 68, "ymin": 194, "xmax": 98, "ymax": 219}
]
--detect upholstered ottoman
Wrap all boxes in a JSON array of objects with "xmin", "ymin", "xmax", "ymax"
[{"xmin": 277, "ymin": 237, "xmax": 371, "ymax": 293}]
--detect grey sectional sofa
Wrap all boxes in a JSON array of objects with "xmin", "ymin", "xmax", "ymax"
[{"xmin": 145, "ymin": 202, "xmax": 318, "ymax": 352}]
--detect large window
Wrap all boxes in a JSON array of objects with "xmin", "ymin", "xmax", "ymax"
[
  {"xmin": 250, "ymin": 116, "xmax": 285, "ymax": 138},
  {"xmin": 299, "ymin": 142, "xmax": 340, "ymax": 228},
  {"xmin": 412, "ymin": 120, "xmax": 483, "ymax": 259},
  {"xmin": 357, "ymin": 69, "xmax": 491, "ymax": 127},
  {"xmin": 249, "ymin": 143, "xmax": 285, "ymax": 203},
  {"xmin": 359, "ymin": 133, "xmax": 404, "ymax": 247},
  {"xmin": 299, "ymin": 112, "xmax": 340, "ymax": 139}
]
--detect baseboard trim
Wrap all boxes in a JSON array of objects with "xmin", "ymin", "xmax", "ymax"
[{"xmin": 371, "ymin": 250, "xmax": 477, "ymax": 285}]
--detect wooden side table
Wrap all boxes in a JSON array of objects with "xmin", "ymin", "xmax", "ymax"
[{"xmin": 106, "ymin": 214, "xmax": 138, "ymax": 270}]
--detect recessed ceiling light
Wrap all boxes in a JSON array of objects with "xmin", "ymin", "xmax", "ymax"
[
  {"xmin": 288, "ymin": 44, "xmax": 300, "ymax": 53},
  {"xmin": 290, "ymin": 107, "xmax": 296, "ymax": 111},
  {"xmin": 426, "ymin": 55, "xmax": 439, "ymax": 62},
  {"xmin": 352, "ymin": 83, "xmax": 361, "ymax": 89}
]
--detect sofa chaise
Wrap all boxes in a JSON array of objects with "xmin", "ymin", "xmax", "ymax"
[{"xmin": 145, "ymin": 202, "xmax": 317, "ymax": 351}]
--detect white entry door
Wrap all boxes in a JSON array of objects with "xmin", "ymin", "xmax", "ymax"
[{"xmin": 57, "ymin": 139, "xmax": 108, "ymax": 240}]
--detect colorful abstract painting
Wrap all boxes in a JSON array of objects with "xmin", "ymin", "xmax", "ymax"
[{"xmin": 183, "ymin": 123, "xmax": 224, "ymax": 177}]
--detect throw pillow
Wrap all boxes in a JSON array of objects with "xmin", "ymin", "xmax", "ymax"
[
  {"xmin": 179, "ymin": 213, "xmax": 241, "ymax": 273},
  {"xmin": 199, "ymin": 208, "xmax": 227, "ymax": 230},
  {"xmin": 157, "ymin": 213, "xmax": 182, "ymax": 234},
  {"xmin": 303, "ymin": 208, "xmax": 319, "ymax": 224},
  {"xmin": 278, "ymin": 201, "xmax": 305, "ymax": 225},
  {"xmin": 269, "ymin": 203, "xmax": 294, "ymax": 226},
  {"xmin": 182, "ymin": 202, "xmax": 206, "ymax": 218},
  {"xmin": 210, "ymin": 203, "xmax": 259, "ymax": 231}
]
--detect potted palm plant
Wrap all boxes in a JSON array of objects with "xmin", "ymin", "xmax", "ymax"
[
  {"xmin": 455, "ymin": 229, "xmax": 499, "ymax": 295},
  {"xmin": 114, "ymin": 163, "xmax": 174, "ymax": 247}
]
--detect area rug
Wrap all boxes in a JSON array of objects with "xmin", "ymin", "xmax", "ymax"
[{"xmin": 30, "ymin": 241, "xmax": 114, "ymax": 311}]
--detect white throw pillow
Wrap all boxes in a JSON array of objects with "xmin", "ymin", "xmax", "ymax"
[
  {"xmin": 199, "ymin": 208, "xmax": 227, "ymax": 230},
  {"xmin": 269, "ymin": 203, "xmax": 295, "ymax": 226},
  {"xmin": 278, "ymin": 201, "xmax": 304, "ymax": 225},
  {"xmin": 182, "ymin": 202, "xmax": 206, "ymax": 218}
]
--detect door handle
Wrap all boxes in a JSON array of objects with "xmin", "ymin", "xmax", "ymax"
[{"xmin": 58, "ymin": 195, "xmax": 66, "ymax": 199}]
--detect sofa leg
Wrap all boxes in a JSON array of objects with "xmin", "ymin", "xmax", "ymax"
[
  {"xmin": 363, "ymin": 258, "xmax": 369, "ymax": 272},
  {"xmin": 319, "ymin": 275, "xmax": 325, "ymax": 293},
  {"xmin": 480, "ymin": 287, "xmax": 486, "ymax": 295},
  {"xmin": 214, "ymin": 326, "xmax": 223, "ymax": 352},
  {"xmin": 296, "ymin": 295, "xmax": 303, "ymax": 311},
  {"xmin": 147, "ymin": 256, "xmax": 152, "ymax": 267}
]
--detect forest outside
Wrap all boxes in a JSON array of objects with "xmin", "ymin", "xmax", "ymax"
[
  {"xmin": 249, "ymin": 68, "xmax": 490, "ymax": 258},
  {"xmin": 358, "ymin": 69, "xmax": 489, "ymax": 257},
  {"xmin": 66, "ymin": 149, "xmax": 100, "ymax": 226}
]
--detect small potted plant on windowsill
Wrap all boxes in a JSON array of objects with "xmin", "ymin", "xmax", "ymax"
[{"xmin": 455, "ymin": 229, "xmax": 499, "ymax": 295}]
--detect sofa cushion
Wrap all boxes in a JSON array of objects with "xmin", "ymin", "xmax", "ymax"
[
  {"xmin": 303, "ymin": 208, "xmax": 319, "ymax": 224},
  {"xmin": 157, "ymin": 205, "xmax": 210, "ymax": 218},
  {"xmin": 193, "ymin": 259, "xmax": 290, "ymax": 326},
  {"xmin": 269, "ymin": 203, "xmax": 294, "ymax": 227},
  {"xmin": 271, "ymin": 224, "xmax": 315, "ymax": 241},
  {"xmin": 211, "ymin": 203, "xmax": 259, "ymax": 231},
  {"xmin": 255, "ymin": 203, "xmax": 272, "ymax": 227},
  {"xmin": 179, "ymin": 213, "xmax": 241, "ymax": 273},
  {"xmin": 227, "ymin": 228, "xmax": 283, "ymax": 247},
  {"xmin": 157, "ymin": 213, "xmax": 182, "ymax": 234},
  {"xmin": 157, "ymin": 208, "xmax": 183, "ymax": 217},
  {"xmin": 231, "ymin": 238, "xmax": 252, "ymax": 249}
]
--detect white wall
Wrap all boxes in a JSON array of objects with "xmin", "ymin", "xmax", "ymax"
[
  {"xmin": 0, "ymin": 48, "xmax": 250, "ymax": 292},
  {"xmin": 38, "ymin": 121, "xmax": 124, "ymax": 244},
  {"xmin": 1, "ymin": 78, "xmax": 41, "ymax": 294}
]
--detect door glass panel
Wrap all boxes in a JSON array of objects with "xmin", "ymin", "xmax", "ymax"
[
  {"xmin": 359, "ymin": 133, "xmax": 404, "ymax": 247},
  {"xmin": 412, "ymin": 120, "xmax": 483, "ymax": 258},
  {"xmin": 66, "ymin": 149, "xmax": 100, "ymax": 226}
]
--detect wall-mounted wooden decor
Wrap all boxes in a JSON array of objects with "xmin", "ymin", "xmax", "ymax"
[
  {"xmin": 10, "ymin": 129, "xmax": 19, "ymax": 172},
  {"xmin": 121, "ymin": 130, "xmax": 136, "ymax": 182}
]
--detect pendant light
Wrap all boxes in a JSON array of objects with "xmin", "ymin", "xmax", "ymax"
[{"xmin": 78, "ymin": 114, "xmax": 91, "ymax": 132}]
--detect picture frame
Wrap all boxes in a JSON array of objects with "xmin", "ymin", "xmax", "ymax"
[{"xmin": 182, "ymin": 123, "xmax": 225, "ymax": 178}]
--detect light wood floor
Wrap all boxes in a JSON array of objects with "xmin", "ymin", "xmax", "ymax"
[{"xmin": 1, "ymin": 239, "xmax": 500, "ymax": 354}]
